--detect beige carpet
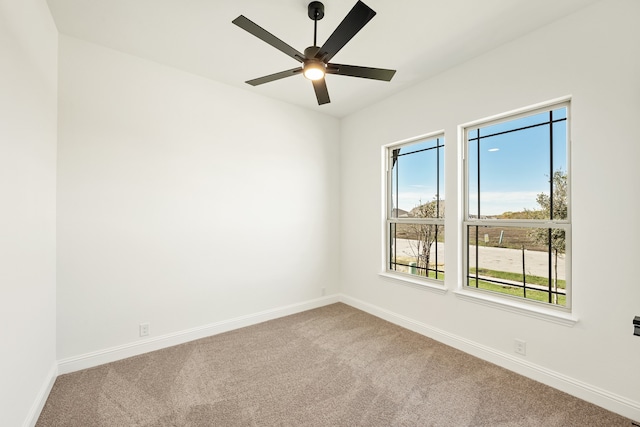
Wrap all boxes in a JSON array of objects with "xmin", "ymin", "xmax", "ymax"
[{"xmin": 37, "ymin": 303, "xmax": 632, "ymax": 426}]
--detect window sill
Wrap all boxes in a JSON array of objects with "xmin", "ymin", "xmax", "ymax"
[
  {"xmin": 454, "ymin": 288, "xmax": 578, "ymax": 327},
  {"xmin": 379, "ymin": 272, "xmax": 447, "ymax": 294}
]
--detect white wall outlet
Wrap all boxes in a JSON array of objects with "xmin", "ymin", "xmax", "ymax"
[
  {"xmin": 139, "ymin": 322, "xmax": 150, "ymax": 337},
  {"xmin": 321, "ymin": 287, "xmax": 326, "ymax": 296},
  {"xmin": 514, "ymin": 339, "xmax": 526, "ymax": 355}
]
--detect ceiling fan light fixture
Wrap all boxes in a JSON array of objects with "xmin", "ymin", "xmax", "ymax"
[{"xmin": 303, "ymin": 60, "xmax": 326, "ymax": 80}]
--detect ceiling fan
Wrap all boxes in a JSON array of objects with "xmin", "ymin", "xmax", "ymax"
[{"xmin": 232, "ymin": 1, "xmax": 396, "ymax": 106}]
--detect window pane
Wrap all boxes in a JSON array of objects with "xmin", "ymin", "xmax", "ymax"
[
  {"xmin": 390, "ymin": 137, "xmax": 444, "ymax": 218},
  {"xmin": 389, "ymin": 222, "xmax": 397, "ymax": 271},
  {"xmin": 466, "ymin": 225, "xmax": 566, "ymax": 306},
  {"xmin": 467, "ymin": 108, "xmax": 567, "ymax": 219},
  {"xmin": 552, "ymin": 107, "xmax": 567, "ymax": 120},
  {"xmin": 389, "ymin": 223, "xmax": 445, "ymax": 279}
]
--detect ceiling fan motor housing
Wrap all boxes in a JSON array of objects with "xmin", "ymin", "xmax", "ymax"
[
  {"xmin": 304, "ymin": 46, "xmax": 321, "ymax": 57},
  {"xmin": 308, "ymin": 2, "xmax": 325, "ymax": 21}
]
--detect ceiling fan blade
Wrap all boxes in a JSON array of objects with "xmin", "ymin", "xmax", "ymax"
[
  {"xmin": 315, "ymin": 1, "xmax": 376, "ymax": 63},
  {"xmin": 246, "ymin": 68, "xmax": 303, "ymax": 86},
  {"xmin": 232, "ymin": 15, "xmax": 305, "ymax": 63},
  {"xmin": 312, "ymin": 78, "xmax": 330, "ymax": 105},
  {"xmin": 327, "ymin": 63, "xmax": 396, "ymax": 81}
]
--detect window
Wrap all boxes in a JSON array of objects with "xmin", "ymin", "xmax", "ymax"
[
  {"xmin": 385, "ymin": 134, "xmax": 445, "ymax": 283},
  {"xmin": 463, "ymin": 101, "xmax": 570, "ymax": 308}
]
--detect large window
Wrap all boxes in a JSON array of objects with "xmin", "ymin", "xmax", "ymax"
[
  {"xmin": 464, "ymin": 101, "xmax": 570, "ymax": 308},
  {"xmin": 385, "ymin": 134, "xmax": 445, "ymax": 283}
]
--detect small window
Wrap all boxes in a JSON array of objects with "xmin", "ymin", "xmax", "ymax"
[
  {"xmin": 385, "ymin": 134, "xmax": 445, "ymax": 282},
  {"xmin": 464, "ymin": 101, "xmax": 570, "ymax": 308}
]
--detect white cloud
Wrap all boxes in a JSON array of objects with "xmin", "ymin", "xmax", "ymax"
[
  {"xmin": 396, "ymin": 190, "xmax": 443, "ymax": 211},
  {"xmin": 469, "ymin": 191, "xmax": 540, "ymax": 215}
]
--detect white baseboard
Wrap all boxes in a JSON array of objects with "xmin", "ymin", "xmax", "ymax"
[
  {"xmin": 339, "ymin": 294, "xmax": 640, "ymax": 422},
  {"xmin": 23, "ymin": 361, "xmax": 57, "ymax": 427},
  {"xmin": 58, "ymin": 295, "xmax": 340, "ymax": 375}
]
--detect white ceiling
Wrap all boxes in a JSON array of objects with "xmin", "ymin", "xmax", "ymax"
[{"xmin": 46, "ymin": 0, "xmax": 599, "ymax": 118}]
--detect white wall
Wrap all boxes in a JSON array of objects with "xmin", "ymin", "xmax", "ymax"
[
  {"xmin": 56, "ymin": 36, "xmax": 340, "ymax": 360},
  {"xmin": 0, "ymin": 0, "xmax": 58, "ymax": 425},
  {"xmin": 340, "ymin": 0, "xmax": 640, "ymax": 420}
]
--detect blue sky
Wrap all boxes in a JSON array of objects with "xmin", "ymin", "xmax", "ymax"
[
  {"xmin": 392, "ymin": 108, "xmax": 567, "ymax": 215},
  {"xmin": 391, "ymin": 137, "xmax": 445, "ymax": 213}
]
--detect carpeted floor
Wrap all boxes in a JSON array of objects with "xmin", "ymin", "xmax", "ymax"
[{"xmin": 37, "ymin": 303, "xmax": 632, "ymax": 426}]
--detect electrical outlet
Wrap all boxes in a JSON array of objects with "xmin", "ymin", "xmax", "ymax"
[
  {"xmin": 139, "ymin": 323, "xmax": 150, "ymax": 337},
  {"xmin": 514, "ymin": 339, "xmax": 526, "ymax": 356},
  {"xmin": 321, "ymin": 287, "xmax": 326, "ymax": 296}
]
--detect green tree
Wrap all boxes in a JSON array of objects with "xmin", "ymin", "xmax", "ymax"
[{"xmin": 529, "ymin": 170, "xmax": 567, "ymax": 302}]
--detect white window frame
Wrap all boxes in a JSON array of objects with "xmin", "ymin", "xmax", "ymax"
[
  {"xmin": 380, "ymin": 131, "xmax": 446, "ymax": 292},
  {"xmin": 458, "ymin": 98, "xmax": 575, "ymax": 323}
]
